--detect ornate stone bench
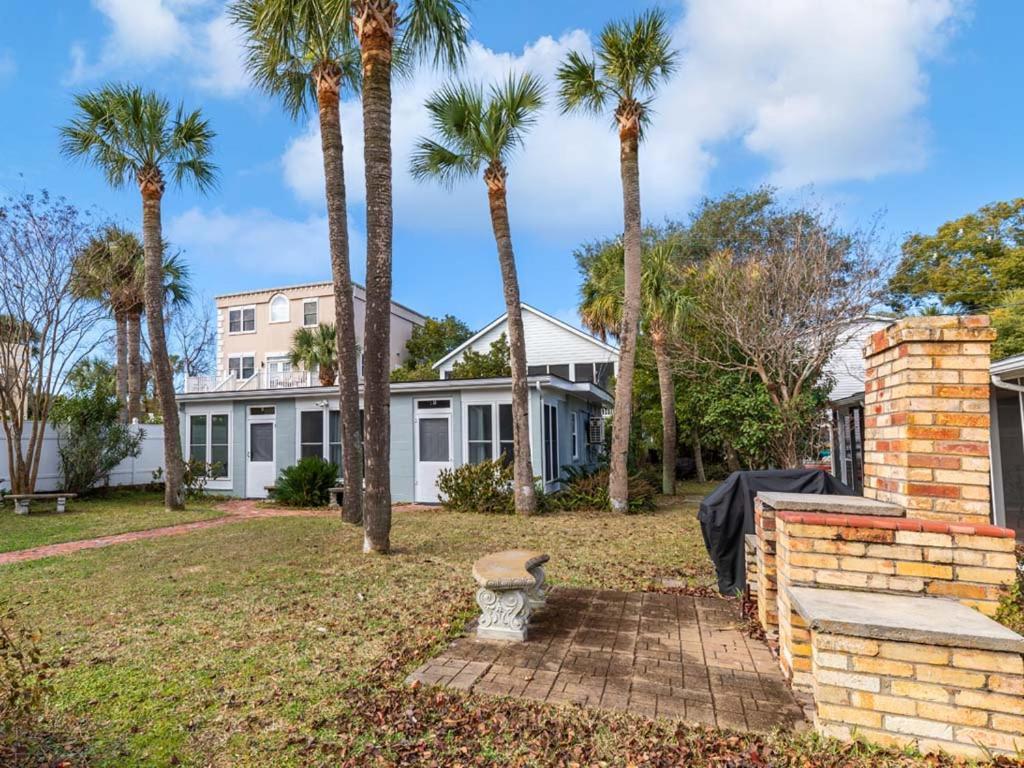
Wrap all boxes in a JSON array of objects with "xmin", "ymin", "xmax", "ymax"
[
  {"xmin": 327, "ymin": 486, "xmax": 344, "ymax": 509},
  {"xmin": 472, "ymin": 549, "xmax": 549, "ymax": 642},
  {"xmin": 788, "ymin": 586, "xmax": 1024, "ymax": 759},
  {"xmin": 8, "ymin": 493, "xmax": 77, "ymax": 515}
]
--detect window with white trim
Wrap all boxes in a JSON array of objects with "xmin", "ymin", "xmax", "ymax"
[
  {"xmin": 188, "ymin": 412, "xmax": 230, "ymax": 479},
  {"xmin": 571, "ymin": 411, "xmax": 579, "ymax": 459},
  {"xmin": 299, "ymin": 408, "xmax": 358, "ymax": 473},
  {"xmin": 228, "ymin": 354, "xmax": 255, "ymax": 380},
  {"xmin": 228, "ymin": 306, "xmax": 255, "ymax": 333},
  {"xmin": 303, "ymin": 299, "xmax": 318, "ymax": 326},
  {"xmin": 269, "ymin": 294, "xmax": 289, "ymax": 323},
  {"xmin": 467, "ymin": 404, "xmax": 493, "ymax": 464},
  {"xmin": 543, "ymin": 403, "xmax": 558, "ymax": 482},
  {"xmin": 498, "ymin": 404, "xmax": 514, "ymax": 462}
]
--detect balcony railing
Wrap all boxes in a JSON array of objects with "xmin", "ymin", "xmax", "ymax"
[{"xmin": 184, "ymin": 370, "xmax": 316, "ymax": 394}]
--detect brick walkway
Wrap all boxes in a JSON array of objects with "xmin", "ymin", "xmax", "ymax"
[
  {"xmin": 408, "ymin": 587, "xmax": 808, "ymax": 732},
  {"xmin": 0, "ymin": 500, "xmax": 336, "ymax": 566}
]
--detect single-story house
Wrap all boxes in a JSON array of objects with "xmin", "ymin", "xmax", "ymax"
[{"xmin": 178, "ymin": 302, "xmax": 620, "ymax": 502}]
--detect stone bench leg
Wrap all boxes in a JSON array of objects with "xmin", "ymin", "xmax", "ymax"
[
  {"xmin": 526, "ymin": 564, "xmax": 547, "ymax": 611},
  {"xmin": 328, "ymin": 491, "xmax": 341, "ymax": 509},
  {"xmin": 14, "ymin": 498, "xmax": 29, "ymax": 515},
  {"xmin": 56, "ymin": 497, "xmax": 68, "ymax": 513},
  {"xmin": 476, "ymin": 587, "xmax": 531, "ymax": 642}
]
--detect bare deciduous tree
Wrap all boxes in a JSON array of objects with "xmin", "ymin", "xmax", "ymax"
[
  {"xmin": 0, "ymin": 192, "xmax": 106, "ymax": 493},
  {"xmin": 169, "ymin": 299, "xmax": 216, "ymax": 382},
  {"xmin": 675, "ymin": 212, "xmax": 884, "ymax": 468}
]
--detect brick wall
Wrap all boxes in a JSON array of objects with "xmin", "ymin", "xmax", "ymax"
[
  {"xmin": 812, "ymin": 632, "xmax": 1024, "ymax": 758},
  {"xmin": 754, "ymin": 498, "xmax": 779, "ymax": 633},
  {"xmin": 862, "ymin": 316, "xmax": 996, "ymax": 523}
]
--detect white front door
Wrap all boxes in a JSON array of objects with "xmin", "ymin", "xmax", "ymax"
[
  {"xmin": 246, "ymin": 408, "xmax": 276, "ymax": 498},
  {"xmin": 414, "ymin": 404, "xmax": 452, "ymax": 503}
]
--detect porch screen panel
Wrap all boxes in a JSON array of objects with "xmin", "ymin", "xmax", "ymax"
[
  {"xmin": 419, "ymin": 418, "xmax": 449, "ymax": 462},
  {"xmin": 328, "ymin": 410, "xmax": 342, "ymax": 470},
  {"xmin": 210, "ymin": 414, "xmax": 229, "ymax": 478},
  {"xmin": 189, "ymin": 415, "xmax": 207, "ymax": 463},
  {"xmin": 996, "ymin": 384, "xmax": 1024, "ymax": 534},
  {"xmin": 543, "ymin": 404, "xmax": 558, "ymax": 482},
  {"xmin": 467, "ymin": 404, "xmax": 492, "ymax": 464},
  {"xmin": 300, "ymin": 411, "xmax": 324, "ymax": 459},
  {"xmin": 498, "ymin": 404, "xmax": 514, "ymax": 462}
]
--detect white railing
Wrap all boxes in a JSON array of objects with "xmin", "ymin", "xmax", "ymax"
[{"xmin": 184, "ymin": 370, "xmax": 316, "ymax": 393}]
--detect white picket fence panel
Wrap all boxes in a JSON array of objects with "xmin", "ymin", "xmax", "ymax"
[{"xmin": 0, "ymin": 422, "xmax": 166, "ymax": 493}]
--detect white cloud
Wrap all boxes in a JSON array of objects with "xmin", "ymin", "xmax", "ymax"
[
  {"xmin": 191, "ymin": 10, "xmax": 249, "ymax": 96},
  {"xmin": 281, "ymin": 0, "xmax": 963, "ymax": 239},
  {"xmin": 166, "ymin": 207, "xmax": 367, "ymax": 283}
]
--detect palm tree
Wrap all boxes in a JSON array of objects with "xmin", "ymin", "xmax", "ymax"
[
  {"xmin": 230, "ymin": 0, "xmax": 365, "ymax": 526},
  {"xmin": 410, "ymin": 74, "xmax": 544, "ymax": 515},
  {"xmin": 72, "ymin": 226, "xmax": 138, "ymax": 422},
  {"xmin": 290, "ymin": 324, "xmax": 341, "ymax": 386},
  {"xmin": 350, "ymin": 0, "xmax": 469, "ymax": 553},
  {"xmin": 580, "ymin": 239, "xmax": 689, "ymax": 495},
  {"xmin": 61, "ymin": 84, "xmax": 217, "ymax": 510},
  {"xmin": 558, "ymin": 11, "xmax": 677, "ymax": 511}
]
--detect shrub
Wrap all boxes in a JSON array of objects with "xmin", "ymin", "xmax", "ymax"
[
  {"xmin": 183, "ymin": 459, "xmax": 225, "ymax": 499},
  {"xmin": 272, "ymin": 457, "xmax": 338, "ymax": 507},
  {"xmin": 437, "ymin": 459, "xmax": 515, "ymax": 514},
  {"xmin": 0, "ymin": 604, "xmax": 51, "ymax": 730},
  {"xmin": 549, "ymin": 464, "xmax": 656, "ymax": 513},
  {"xmin": 994, "ymin": 545, "xmax": 1024, "ymax": 635}
]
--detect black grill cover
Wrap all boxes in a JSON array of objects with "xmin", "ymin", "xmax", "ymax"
[{"xmin": 698, "ymin": 469, "xmax": 855, "ymax": 595}]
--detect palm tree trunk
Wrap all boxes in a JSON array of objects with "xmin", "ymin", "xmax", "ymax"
[
  {"xmin": 140, "ymin": 186, "xmax": 184, "ymax": 510},
  {"xmin": 114, "ymin": 309, "xmax": 129, "ymax": 422},
  {"xmin": 609, "ymin": 117, "xmax": 643, "ymax": 511},
  {"xmin": 317, "ymin": 69, "xmax": 364, "ymax": 526},
  {"xmin": 126, "ymin": 309, "xmax": 142, "ymax": 423},
  {"xmin": 485, "ymin": 166, "xmax": 536, "ymax": 515},
  {"xmin": 652, "ymin": 333, "xmax": 676, "ymax": 495},
  {"xmin": 358, "ymin": 17, "xmax": 395, "ymax": 554},
  {"xmin": 693, "ymin": 433, "xmax": 706, "ymax": 483}
]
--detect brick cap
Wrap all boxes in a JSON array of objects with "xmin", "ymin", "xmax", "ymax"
[
  {"xmin": 786, "ymin": 586, "xmax": 1024, "ymax": 653},
  {"xmin": 757, "ymin": 492, "xmax": 904, "ymax": 517},
  {"xmin": 776, "ymin": 510, "xmax": 1015, "ymax": 538},
  {"xmin": 865, "ymin": 314, "xmax": 995, "ymax": 357}
]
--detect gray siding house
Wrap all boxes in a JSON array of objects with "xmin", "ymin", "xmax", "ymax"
[{"xmin": 178, "ymin": 301, "xmax": 620, "ymax": 502}]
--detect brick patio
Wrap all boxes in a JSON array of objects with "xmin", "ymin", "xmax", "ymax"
[{"xmin": 407, "ymin": 587, "xmax": 808, "ymax": 732}]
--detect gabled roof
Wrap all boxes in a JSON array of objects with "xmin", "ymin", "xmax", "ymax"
[{"xmin": 431, "ymin": 303, "xmax": 620, "ymax": 369}]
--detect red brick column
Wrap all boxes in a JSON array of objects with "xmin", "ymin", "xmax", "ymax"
[{"xmin": 862, "ymin": 316, "xmax": 996, "ymax": 524}]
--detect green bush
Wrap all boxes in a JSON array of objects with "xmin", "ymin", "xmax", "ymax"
[
  {"xmin": 272, "ymin": 457, "xmax": 339, "ymax": 507},
  {"xmin": 437, "ymin": 459, "xmax": 515, "ymax": 514},
  {"xmin": 0, "ymin": 604, "xmax": 51, "ymax": 730},
  {"xmin": 549, "ymin": 464, "xmax": 656, "ymax": 513},
  {"xmin": 994, "ymin": 545, "xmax": 1024, "ymax": 635}
]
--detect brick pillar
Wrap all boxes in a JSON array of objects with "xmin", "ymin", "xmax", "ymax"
[{"xmin": 862, "ymin": 316, "xmax": 995, "ymax": 524}]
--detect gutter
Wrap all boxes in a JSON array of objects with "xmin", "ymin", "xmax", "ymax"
[{"xmin": 991, "ymin": 373, "xmax": 1024, "ymax": 394}]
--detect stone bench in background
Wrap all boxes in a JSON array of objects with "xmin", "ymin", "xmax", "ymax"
[
  {"xmin": 788, "ymin": 586, "xmax": 1024, "ymax": 759},
  {"xmin": 472, "ymin": 550, "xmax": 549, "ymax": 642}
]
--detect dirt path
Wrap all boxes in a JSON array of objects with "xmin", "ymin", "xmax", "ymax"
[{"xmin": 0, "ymin": 500, "xmax": 335, "ymax": 566}]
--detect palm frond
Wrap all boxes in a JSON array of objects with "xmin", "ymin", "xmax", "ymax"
[
  {"xmin": 409, "ymin": 138, "xmax": 478, "ymax": 189},
  {"xmin": 170, "ymin": 108, "xmax": 219, "ymax": 192},
  {"xmin": 597, "ymin": 9, "xmax": 677, "ymax": 102},
  {"xmin": 487, "ymin": 71, "xmax": 545, "ymax": 160},
  {"xmin": 555, "ymin": 50, "xmax": 609, "ymax": 116},
  {"xmin": 161, "ymin": 250, "xmax": 193, "ymax": 308},
  {"xmin": 397, "ymin": 0, "xmax": 470, "ymax": 72}
]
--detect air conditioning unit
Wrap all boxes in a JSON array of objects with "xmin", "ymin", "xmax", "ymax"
[{"xmin": 588, "ymin": 415, "xmax": 605, "ymax": 445}]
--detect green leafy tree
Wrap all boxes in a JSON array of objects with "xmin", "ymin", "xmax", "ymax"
[
  {"xmin": 290, "ymin": 324, "xmax": 341, "ymax": 386},
  {"xmin": 403, "ymin": 314, "xmax": 472, "ymax": 368},
  {"xmin": 888, "ymin": 198, "xmax": 1024, "ymax": 357},
  {"xmin": 558, "ymin": 10, "xmax": 677, "ymax": 512},
  {"xmin": 230, "ymin": 0, "xmax": 365, "ymax": 525},
  {"xmin": 450, "ymin": 334, "xmax": 511, "ymax": 379},
  {"xmin": 352, "ymin": 0, "xmax": 470, "ymax": 553},
  {"xmin": 61, "ymin": 84, "xmax": 216, "ymax": 511},
  {"xmin": 50, "ymin": 358, "xmax": 143, "ymax": 494},
  {"xmin": 411, "ymin": 73, "xmax": 545, "ymax": 515}
]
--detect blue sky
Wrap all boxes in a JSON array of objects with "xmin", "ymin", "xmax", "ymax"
[{"xmin": 2, "ymin": 1, "xmax": 1023, "ymax": 331}]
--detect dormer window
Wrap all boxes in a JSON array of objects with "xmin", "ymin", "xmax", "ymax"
[{"xmin": 269, "ymin": 294, "xmax": 290, "ymax": 323}]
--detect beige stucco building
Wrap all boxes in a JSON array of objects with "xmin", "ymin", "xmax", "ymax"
[{"xmin": 189, "ymin": 281, "xmax": 426, "ymax": 392}]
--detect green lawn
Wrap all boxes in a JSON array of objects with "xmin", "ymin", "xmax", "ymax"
[
  {"xmin": 0, "ymin": 485, "xmax": 965, "ymax": 767},
  {"xmin": 0, "ymin": 491, "xmax": 224, "ymax": 553}
]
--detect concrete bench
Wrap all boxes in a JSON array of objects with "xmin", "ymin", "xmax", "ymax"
[
  {"xmin": 787, "ymin": 585, "xmax": 1024, "ymax": 759},
  {"xmin": 472, "ymin": 549, "xmax": 550, "ymax": 641},
  {"xmin": 327, "ymin": 486, "xmax": 344, "ymax": 509},
  {"xmin": 8, "ymin": 493, "xmax": 77, "ymax": 515}
]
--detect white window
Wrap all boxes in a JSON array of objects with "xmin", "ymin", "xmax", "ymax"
[
  {"xmin": 543, "ymin": 403, "xmax": 558, "ymax": 482},
  {"xmin": 303, "ymin": 299, "xmax": 319, "ymax": 326},
  {"xmin": 188, "ymin": 412, "xmax": 230, "ymax": 479},
  {"xmin": 571, "ymin": 411, "xmax": 579, "ymax": 459},
  {"xmin": 228, "ymin": 354, "xmax": 255, "ymax": 380},
  {"xmin": 299, "ymin": 408, "xmax": 358, "ymax": 473},
  {"xmin": 464, "ymin": 401, "xmax": 515, "ymax": 466},
  {"xmin": 269, "ymin": 294, "xmax": 290, "ymax": 323},
  {"xmin": 228, "ymin": 306, "xmax": 255, "ymax": 334}
]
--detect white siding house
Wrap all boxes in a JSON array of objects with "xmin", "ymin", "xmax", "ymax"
[{"xmin": 433, "ymin": 304, "xmax": 619, "ymax": 388}]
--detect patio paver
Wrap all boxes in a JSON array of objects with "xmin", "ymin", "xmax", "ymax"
[{"xmin": 408, "ymin": 587, "xmax": 807, "ymax": 732}]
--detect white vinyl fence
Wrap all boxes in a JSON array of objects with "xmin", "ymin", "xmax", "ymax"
[{"xmin": 0, "ymin": 422, "xmax": 166, "ymax": 493}]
